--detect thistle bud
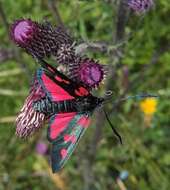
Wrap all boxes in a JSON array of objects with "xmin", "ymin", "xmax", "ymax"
[
  {"xmin": 127, "ymin": 0, "xmax": 154, "ymax": 14},
  {"xmin": 36, "ymin": 141, "xmax": 48, "ymax": 155},
  {"xmin": 77, "ymin": 58, "xmax": 106, "ymax": 89},
  {"xmin": 10, "ymin": 19, "xmax": 73, "ymax": 59}
]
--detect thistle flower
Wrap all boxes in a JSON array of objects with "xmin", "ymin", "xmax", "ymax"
[
  {"xmin": 36, "ymin": 141, "xmax": 48, "ymax": 155},
  {"xmin": 16, "ymin": 77, "xmax": 46, "ymax": 138},
  {"xmin": 127, "ymin": 0, "xmax": 154, "ymax": 14},
  {"xmin": 69, "ymin": 58, "xmax": 106, "ymax": 89},
  {"xmin": 10, "ymin": 19, "xmax": 73, "ymax": 58}
]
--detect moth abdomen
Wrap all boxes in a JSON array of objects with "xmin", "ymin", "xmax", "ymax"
[
  {"xmin": 33, "ymin": 97, "xmax": 77, "ymax": 115},
  {"xmin": 33, "ymin": 97, "xmax": 53, "ymax": 115}
]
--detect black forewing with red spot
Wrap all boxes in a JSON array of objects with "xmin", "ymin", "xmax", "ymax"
[
  {"xmin": 37, "ymin": 61, "xmax": 89, "ymax": 101},
  {"xmin": 36, "ymin": 62, "xmax": 92, "ymax": 172}
]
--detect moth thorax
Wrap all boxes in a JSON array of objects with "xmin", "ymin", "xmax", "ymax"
[{"xmin": 75, "ymin": 96, "xmax": 104, "ymax": 112}]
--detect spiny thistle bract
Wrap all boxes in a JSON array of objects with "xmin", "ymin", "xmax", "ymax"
[
  {"xmin": 15, "ymin": 77, "xmax": 46, "ymax": 138},
  {"xmin": 56, "ymin": 43, "xmax": 76, "ymax": 65},
  {"xmin": 127, "ymin": 0, "xmax": 154, "ymax": 14}
]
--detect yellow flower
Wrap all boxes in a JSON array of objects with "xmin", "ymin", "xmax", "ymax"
[{"xmin": 140, "ymin": 98, "xmax": 158, "ymax": 115}]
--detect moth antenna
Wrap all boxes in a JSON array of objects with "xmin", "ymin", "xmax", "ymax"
[
  {"xmin": 103, "ymin": 93, "xmax": 158, "ymax": 105},
  {"xmin": 118, "ymin": 93, "xmax": 158, "ymax": 102},
  {"xmin": 103, "ymin": 109, "xmax": 122, "ymax": 144}
]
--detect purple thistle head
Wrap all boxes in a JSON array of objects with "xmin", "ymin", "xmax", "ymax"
[
  {"xmin": 77, "ymin": 59, "xmax": 106, "ymax": 88},
  {"xmin": 35, "ymin": 141, "xmax": 48, "ymax": 155},
  {"xmin": 10, "ymin": 19, "xmax": 74, "ymax": 59},
  {"xmin": 10, "ymin": 19, "xmax": 37, "ymax": 47},
  {"xmin": 127, "ymin": 0, "xmax": 154, "ymax": 14},
  {"xmin": 16, "ymin": 77, "xmax": 46, "ymax": 138}
]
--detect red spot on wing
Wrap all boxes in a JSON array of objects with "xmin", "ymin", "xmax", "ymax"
[
  {"xmin": 63, "ymin": 79, "xmax": 70, "ymax": 84},
  {"xmin": 50, "ymin": 113, "xmax": 76, "ymax": 140},
  {"xmin": 47, "ymin": 66, "xmax": 55, "ymax": 73},
  {"xmin": 75, "ymin": 87, "xmax": 89, "ymax": 96},
  {"xmin": 79, "ymin": 87, "xmax": 89, "ymax": 95},
  {"xmin": 55, "ymin": 76, "xmax": 70, "ymax": 84},
  {"xmin": 41, "ymin": 73, "xmax": 74, "ymax": 101},
  {"xmin": 77, "ymin": 116, "xmax": 91, "ymax": 128},
  {"xmin": 60, "ymin": 148, "xmax": 67, "ymax": 159},
  {"xmin": 55, "ymin": 76, "xmax": 63, "ymax": 82},
  {"xmin": 64, "ymin": 134, "xmax": 76, "ymax": 143}
]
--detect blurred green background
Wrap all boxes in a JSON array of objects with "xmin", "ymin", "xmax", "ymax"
[{"xmin": 0, "ymin": 0, "xmax": 170, "ymax": 190}]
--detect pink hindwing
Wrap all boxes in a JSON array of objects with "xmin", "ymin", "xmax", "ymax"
[
  {"xmin": 48, "ymin": 112, "xmax": 76, "ymax": 140},
  {"xmin": 48, "ymin": 113, "xmax": 91, "ymax": 172}
]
